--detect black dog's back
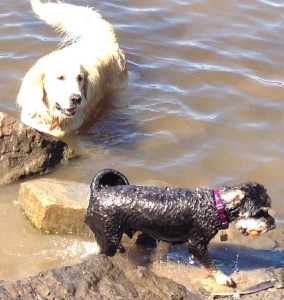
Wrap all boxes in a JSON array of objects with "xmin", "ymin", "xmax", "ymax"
[{"xmin": 85, "ymin": 168, "xmax": 217, "ymax": 256}]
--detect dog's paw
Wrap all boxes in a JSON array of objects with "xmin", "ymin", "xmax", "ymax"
[
  {"xmin": 213, "ymin": 271, "xmax": 236, "ymax": 287},
  {"xmin": 91, "ymin": 239, "xmax": 101, "ymax": 255}
]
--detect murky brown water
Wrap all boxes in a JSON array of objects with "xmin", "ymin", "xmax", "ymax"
[{"xmin": 0, "ymin": 0, "xmax": 284, "ymax": 290}]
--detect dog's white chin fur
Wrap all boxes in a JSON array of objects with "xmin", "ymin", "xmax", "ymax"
[
  {"xmin": 17, "ymin": 0, "xmax": 127, "ymax": 137},
  {"xmin": 234, "ymin": 217, "xmax": 269, "ymax": 235}
]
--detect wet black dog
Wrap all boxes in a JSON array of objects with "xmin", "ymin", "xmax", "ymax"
[{"xmin": 85, "ymin": 169, "xmax": 276, "ymax": 286}]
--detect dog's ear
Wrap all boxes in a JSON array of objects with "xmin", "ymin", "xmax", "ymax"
[
  {"xmin": 82, "ymin": 71, "xmax": 88, "ymax": 100},
  {"xmin": 17, "ymin": 60, "xmax": 47, "ymax": 117},
  {"xmin": 83, "ymin": 72, "xmax": 89, "ymax": 99},
  {"xmin": 220, "ymin": 189, "xmax": 245, "ymax": 209}
]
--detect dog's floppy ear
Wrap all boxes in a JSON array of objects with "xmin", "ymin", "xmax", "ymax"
[
  {"xmin": 82, "ymin": 71, "xmax": 88, "ymax": 100},
  {"xmin": 17, "ymin": 60, "xmax": 47, "ymax": 117},
  {"xmin": 220, "ymin": 189, "xmax": 245, "ymax": 209}
]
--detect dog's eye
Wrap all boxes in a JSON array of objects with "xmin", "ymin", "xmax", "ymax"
[
  {"xmin": 77, "ymin": 75, "xmax": 83, "ymax": 82},
  {"xmin": 57, "ymin": 75, "xmax": 65, "ymax": 80}
]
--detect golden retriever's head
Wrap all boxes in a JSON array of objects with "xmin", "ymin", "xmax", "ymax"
[
  {"xmin": 43, "ymin": 59, "xmax": 87, "ymax": 119},
  {"xmin": 17, "ymin": 54, "xmax": 88, "ymax": 131}
]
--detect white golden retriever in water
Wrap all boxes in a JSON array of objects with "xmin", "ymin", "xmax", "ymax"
[{"xmin": 17, "ymin": 0, "xmax": 127, "ymax": 137}]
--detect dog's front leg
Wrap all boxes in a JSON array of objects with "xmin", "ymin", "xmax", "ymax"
[{"xmin": 188, "ymin": 244, "xmax": 236, "ymax": 287}]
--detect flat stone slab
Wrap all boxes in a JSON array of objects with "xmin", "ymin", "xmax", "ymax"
[{"xmin": 18, "ymin": 178, "xmax": 91, "ymax": 235}]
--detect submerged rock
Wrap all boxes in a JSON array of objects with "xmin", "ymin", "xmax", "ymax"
[
  {"xmin": 0, "ymin": 254, "xmax": 203, "ymax": 300},
  {"xmin": 19, "ymin": 178, "xmax": 91, "ymax": 235},
  {"xmin": 0, "ymin": 112, "xmax": 76, "ymax": 185}
]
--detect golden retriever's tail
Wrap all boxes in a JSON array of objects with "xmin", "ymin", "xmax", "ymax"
[{"xmin": 30, "ymin": 0, "xmax": 115, "ymax": 44}]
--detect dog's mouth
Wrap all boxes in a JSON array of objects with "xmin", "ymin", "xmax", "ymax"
[
  {"xmin": 235, "ymin": 217, "xmax": 276, "ymax": 237},
  {"xmin": 55, "ymin": 103, "xmax": 77, "ymax": 117},
  {"xmin": 239, "ymin": 228, "xmax": 264, "ymax": 236}
]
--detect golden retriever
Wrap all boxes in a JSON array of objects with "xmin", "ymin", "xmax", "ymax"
[{"xmin": 17, "ymin": 0, "xmax": 127, "ymax": 137}]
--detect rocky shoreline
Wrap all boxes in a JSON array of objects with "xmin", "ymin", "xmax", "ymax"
[
  {"xmin": 0, "ymin": 254, "xmax": 203, "ymax": 300},
  {"xmin": 0, "ymin": 254, "xmax": 282, "ymax": 300}
]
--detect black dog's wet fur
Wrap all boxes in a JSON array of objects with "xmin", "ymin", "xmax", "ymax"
[{"xmin": 85, "ymin": 169, "xmax": 275, "ymax": 284}]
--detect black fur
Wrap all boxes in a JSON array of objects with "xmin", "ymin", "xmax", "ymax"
[{"xmin": 85, "ymin": 169, "xmax": 275, "ymax": 285}]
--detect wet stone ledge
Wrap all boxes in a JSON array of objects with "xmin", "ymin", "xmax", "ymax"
[{"xmin": 0, "ymin": 254, "xmax": 203, "ymax": 300}]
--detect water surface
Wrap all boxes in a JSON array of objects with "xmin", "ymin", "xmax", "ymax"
[{"xmin": 0, "ymin": 0, "xmax": 283, "ymax": 288}]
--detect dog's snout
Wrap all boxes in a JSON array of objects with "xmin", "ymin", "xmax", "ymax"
[
  {"xmin": 70, "ymin": 94, "xmax": 82, "ymax": 105},
  {"xmin": 267, "ymin": 214, "xmax": 276, "ymax": 231}
]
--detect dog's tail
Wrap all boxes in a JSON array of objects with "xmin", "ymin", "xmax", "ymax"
[
  {"xmin": 91, "ymin": 169, "xmax": 129, "ymax": 191},
  {"xmin": 30, "ymin": 0, "xmax": 115, "ymax": 44}
]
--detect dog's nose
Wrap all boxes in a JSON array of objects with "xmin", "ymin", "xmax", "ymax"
[{"xmin": 70, "ymin": 94, "xmax": 82, "ymax": 105}]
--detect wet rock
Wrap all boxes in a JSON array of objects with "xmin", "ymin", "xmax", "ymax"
[
  {"xmin": 19, "ymin": 178, "xmax": 91, "ymax": 235},
  {"xmin": 0, "ymin": 254, "xmax": 203, "ymax": 300},
  {"xmin": 0, "ymin": 112, "xmax": 76, "ymax": 185}
]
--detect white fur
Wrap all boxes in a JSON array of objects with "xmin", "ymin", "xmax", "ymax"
[
  {"xmin": 17, "ymin": 0, "xmax": 127, "ymax": 137},
  {"xmin": 235, "ymin": 217, "xmax": 268, "ymax": 234},
  {"xmin": 212, "ymin": 270, "xmax": 235, "ymax": 286},
  {"xmin": 91, "ymin": 239, "xmax": 101, "ymax": 255},
  {"xmin": 220, "ymin": 189, "xmax": 245, "ymax": 209}
]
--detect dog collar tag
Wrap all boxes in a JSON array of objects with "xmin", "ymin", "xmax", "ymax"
[{"xmin": 220, "ymin": 230, "xmax": 228, "ymax": 242}]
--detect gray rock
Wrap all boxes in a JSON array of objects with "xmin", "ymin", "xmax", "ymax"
[
  {"xmin": 0, "ymin": 254, "xmax": 204, "ymax": 300},
  {"xmin": 0, "ymin": 112, "xmax": 76, "ymax": 185}
]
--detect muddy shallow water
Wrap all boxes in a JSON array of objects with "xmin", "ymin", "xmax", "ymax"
[{"xmin": 0, "ymin": 0, "xmax": 284, "ymax": 291}]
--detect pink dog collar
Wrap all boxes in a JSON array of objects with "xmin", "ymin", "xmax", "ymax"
[{"xmin": 214, "ymin": 190, "xmax": 229, "ymax": 229}]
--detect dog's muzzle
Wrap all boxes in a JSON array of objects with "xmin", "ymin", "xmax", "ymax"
[
  {"xmin": 235, "ymin": 212, "xmax": 276, "ymax": 237},
  {"xmin": 55, "ymin": 94, "xmax": 82, "ymax": 117},
  {"xmin": 240, "ymin": 223, "xmax": 276, "ymax": 236}
]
